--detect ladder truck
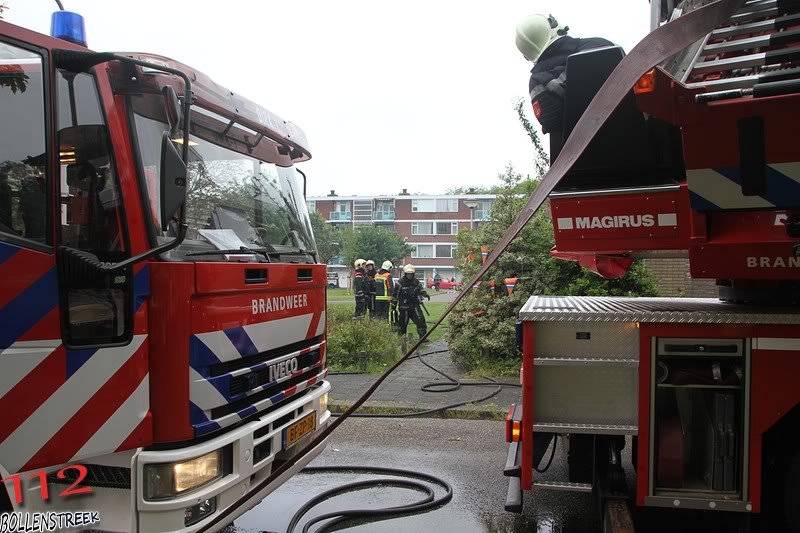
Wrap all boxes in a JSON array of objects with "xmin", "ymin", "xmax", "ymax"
[
  {"xmin": 504, "ymin": 1, "xmax": 800, "ymax": 531},
  {"xmin": 0, "ymin": 11, "xmax": 330, "ymax": 532}
]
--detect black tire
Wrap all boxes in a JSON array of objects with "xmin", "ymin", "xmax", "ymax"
[
  {"xmin": 568, "ymin": 434, "xmax": 594, "ymax": 483},
  {"xmin": 785, "ymin": 452, "xmax": 800, "ymax": 533}
]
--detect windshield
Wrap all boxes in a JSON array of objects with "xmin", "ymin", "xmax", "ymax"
[{"xmin": 131, "ymin": 98, "xmax": 315, "ymax": 260}]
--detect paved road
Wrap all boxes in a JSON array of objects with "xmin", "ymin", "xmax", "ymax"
[
  {"xmin": 230, "ymin": 418, "xmax": 599, "ymax": 532},
  {"xmin": 328, "ymin": 340, "xmax": 520, "ymax": 414}
]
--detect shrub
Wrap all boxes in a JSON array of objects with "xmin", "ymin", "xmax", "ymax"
[{"xmin": 326, "ymin": 306, "xmax": 401, "ymax": 372}]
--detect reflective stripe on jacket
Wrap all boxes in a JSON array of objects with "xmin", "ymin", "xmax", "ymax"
[{"xmin": 374, "ymin": 272, "xmax": 393, "ymax": 301}]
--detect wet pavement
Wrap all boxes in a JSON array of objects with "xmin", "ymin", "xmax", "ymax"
[{"xmin": 231, "ymin": 418, "xmax": 601, "ymax": 532}]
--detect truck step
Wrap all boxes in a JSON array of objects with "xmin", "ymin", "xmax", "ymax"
[
  {"xmin": 533, "ymin": 422, "xmax": 638, "ymax": 435},
  {"xmin": 505, "ymin": 476, "xmax": 523, "ymax": 513},
  {"xmin": 534, "ymin": 480, "xmax": 593, "ymax": 493},
  {"xmin": 504, "ymin": 440, "xmax": 521, "ymax": 477}
]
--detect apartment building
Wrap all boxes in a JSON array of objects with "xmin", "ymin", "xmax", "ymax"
[{"xmin": 307, "ymin": 189, "xmax": 496, "ymax": 282}]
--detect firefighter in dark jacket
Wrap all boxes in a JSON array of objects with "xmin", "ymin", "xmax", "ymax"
[
  {"xmin": 352, "ymin": 258, "xmax": 367, "ymax": 318},
  {"xmin": 373, "ymin": 261, "xmax": 394, "ymax": 320},
  {"xmin": 364, "ymin": 259, "xmax": 377, "ymax": 317},
  {"xmin": 391, "ymin": 264, "xmax": 430, "ymax": 338},
  {"xmin": 515, "ymin": 14, "xmax": 614, "ymax": 135}
]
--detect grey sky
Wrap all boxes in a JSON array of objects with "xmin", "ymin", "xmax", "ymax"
[{"xmin": 6, "ymin": 1, "xmax": 650, "ymax": 196}]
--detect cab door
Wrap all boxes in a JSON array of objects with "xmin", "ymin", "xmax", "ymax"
[{"xmin": 0, "ymin": 25, "xmax": 149, "ymax": 476}]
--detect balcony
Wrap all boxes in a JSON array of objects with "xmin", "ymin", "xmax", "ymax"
[
  {"xmin": 329, "ymin": 212, "xmax": 352, "ymax": 221},
  {"xmin": 373, "ymin": 211, "xmax": 395, "ymax": 221}
]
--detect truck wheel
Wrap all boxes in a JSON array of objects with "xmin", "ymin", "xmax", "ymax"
[
  {"xmin": 785, "ymin": 451, "xmax": 800, "ymax": 533},
  {"xmin": 568, "ymin": 434, "xmax": 594, "ymax": 483}
]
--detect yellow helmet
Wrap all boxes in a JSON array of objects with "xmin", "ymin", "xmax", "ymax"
[
  {"xmin": 403, "ymin": 264, "xmax": 416, "ymax": 274},
  {"xmin": 515, "ymin": 14, "xmax": 567, "ymax": 62},
  {"xmin": 354, "ymin": 259, "xmax": 365, "ymax": 269}
]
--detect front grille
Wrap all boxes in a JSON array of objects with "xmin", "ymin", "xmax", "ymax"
[
  {"xmin": 210, "ymin": 336, "xmax": 323, "ymax": 377},
  {"xmin": 48, "ymin": 464, "xmax": 130, "ymax": 489},
  {"xmin": 210, "ymin": 370, "xmax": 320, "ymax": 420},
  {"xmin": 229, "ymin": 350, "xmax": 320, "ymax": 397}
]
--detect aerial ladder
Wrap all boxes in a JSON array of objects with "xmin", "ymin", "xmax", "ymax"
[{"xmin": 504, "ymin": 1, "xmax": 800, "ymax": 531}]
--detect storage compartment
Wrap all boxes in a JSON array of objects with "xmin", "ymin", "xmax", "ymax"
[{"xmin": 651, "ymin": 338, "xmax": 748, "ymax": 500}]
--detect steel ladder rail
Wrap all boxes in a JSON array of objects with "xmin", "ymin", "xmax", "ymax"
[{"xmin": 684, "ymin": 1, "xmax": 800, "ymax": 91}]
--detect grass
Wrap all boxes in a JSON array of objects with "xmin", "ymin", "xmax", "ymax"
[
  {"xmin": 326, "ymin": 287, "xmax": 352, "ymax": 302},
  {"xmin": 327, "ymin": 400, "xmax": 506, "ymax": 420},
  {"xmin": 422, "ymin": 301, "xmax": 450, "ymax": 343},
  {"xmin": 466, "ymin": 360, "xmax": 521, "ymax": 379},
  {"xmin": 325, "ymin": 299, "xmax": 454, "ymax": 374}
]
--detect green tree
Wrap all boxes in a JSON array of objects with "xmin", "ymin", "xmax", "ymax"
[
  {"xmin": 309, "ymin": 211, "xmax": 341, "ymax": 263},
  {"xmin": 341, "ymin": 226, "xmax": 412, "ymax": 267},
  {"xmin": 447, "ymin": 132, "xmax": 658, "ymax": 373}
]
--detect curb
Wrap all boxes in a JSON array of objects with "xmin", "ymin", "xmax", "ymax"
[{"xmin": 328, "ymin": 400, "xmax": 506, "ymax": 421}]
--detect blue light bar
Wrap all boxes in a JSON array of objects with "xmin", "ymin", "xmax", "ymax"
[{"xmin": 50, "ymin": 11, "xmax": 87, "ymax": 47}]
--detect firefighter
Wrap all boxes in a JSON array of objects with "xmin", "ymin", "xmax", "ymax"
[
  {"xmin": 373, "ymin": 261, "xmax": 394, "ymax": 321},
  {"xmin": 391, "ymin": 264, "xmax": 430, "ymax": 338},
  {"xmin": 364, "ymin": 259, "xmax": 377, "ymax": 317},
  {"xmin": 515, "ymin": 14, "xmax": 614, "ymax": 136},
  {"xmin": 352, "ymin": 258, "xmax": 367, "ymax": 319}
]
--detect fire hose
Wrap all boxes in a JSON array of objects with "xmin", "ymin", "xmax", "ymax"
[
  {"xmin": 197, "ymin": 2, "xmax": 746, "ymax": 530},
  {"xmin": 331, "ymin": 349, "xmax": 521, "ymax": 418}
]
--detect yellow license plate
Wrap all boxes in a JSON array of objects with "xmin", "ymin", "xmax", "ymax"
[{"xmin": 283, "ymin": 412, "xmax": 316, "ymax": 448}]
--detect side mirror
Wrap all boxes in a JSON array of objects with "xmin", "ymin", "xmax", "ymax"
[
  {"xmin": 160, "ymin": 131, "xmax": 187, "ymax": 231},
  {"xmin": 162, "ymin": 86, "xmax": 182, "ymax": 135}
]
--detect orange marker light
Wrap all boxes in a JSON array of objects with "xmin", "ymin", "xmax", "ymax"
[{"xmin": 634, "ymin": 69, "xmax": 656, "ymax": 95}]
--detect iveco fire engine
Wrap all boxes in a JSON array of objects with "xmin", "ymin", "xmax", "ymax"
[
  {"xmin": 504, "ymin": 0, "xmax": 800, "ymax": 531},
  {"xmin": 0, "ymin": 11, "xmax": 329, "ymax": 532}
]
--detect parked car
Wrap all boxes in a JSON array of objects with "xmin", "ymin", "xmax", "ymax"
[{"xmin": 426, "ymin": 278, "xmax": 462, "ymax": 290}]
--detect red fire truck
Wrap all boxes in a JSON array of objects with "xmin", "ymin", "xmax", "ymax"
[
  {"xmin": 505, "ymin": 1, "xmax": 800, "ymax": 531},
  {"xmin": 0, "ymin": 12, "xmax": 329, "ymax": 532}
]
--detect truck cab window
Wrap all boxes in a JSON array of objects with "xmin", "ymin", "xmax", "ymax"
[
  {"xmin": 0, "ymin": 43, "xmax": 47, "ymax": 246},
  {"xmin": 56, "ymin": 69, "xmax": 130, "ymax": 346}
]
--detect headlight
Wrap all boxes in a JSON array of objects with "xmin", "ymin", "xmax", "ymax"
[
  {"xmin": 319, "ymin": 393, "xmax": 329, "ymax": 413},
  {"xmin": 144, "ymin": 449, "xmax": 225, "ymax": 500}
]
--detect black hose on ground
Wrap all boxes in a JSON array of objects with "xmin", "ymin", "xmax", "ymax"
[
  {"xmin": 331, "ymin": 349, "xmax": 521, "ymax": 418},
  {"xmin": 287, "ymin": 466, "xmax": 453, "ymax": 533}
]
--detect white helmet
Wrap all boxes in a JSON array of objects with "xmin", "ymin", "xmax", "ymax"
[
  {"xmin": 515, "ymin": 14, "xmax": 568, "ymax": 62},
  {"xmin": 403, "ymin": 264, "xmax": 416, "ymax": 274},
  {"xmin": 365, "ymin": 260, "xmax": 375, "ymax": 267},
  {"xmin": 354, "ymin": 258, "xmax": 365, "ymax": 269},
  {"xmin": 382, "ymin": 260, "xmax": 393, "ymax": 270}
]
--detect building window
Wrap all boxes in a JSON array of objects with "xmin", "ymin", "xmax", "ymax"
[
  {"xmin": 412, "ymin": 222, "xmax": 434, "ymax": 235},
  {"xmin": 435, "ymin": 199, "xmax": 458, "ymax": 212},
  {"xmin": 411, "ymin": 244, "xmax": 434, "ymax": 258},
  {"xmin": 475, "ymin": 199, "xmax": 493, "ymax": 220},
  {"xmin": 306, "ymin": 200, "xmax": 316, "ymax": 213},
  {"xmin": 435, "ymin": 222, "xmax": 459, "ymax": 235},
  {"xmin": 374, "ymin": 200, "xmax": 393, "ymax": 212},
  {"xmin": 331, "ymin": 201, "xmax": 351, "ymax": 221},
  {"xmin": 435, "ymin": 245, "xmax": 453, "ymax": 258},
  {"xmin": 411, "ymin": 199, "xmax": 435, "ymax": 212},
  {"xmin": 412, "ymin": 198, "xmax": 457, "ymax": 212}
]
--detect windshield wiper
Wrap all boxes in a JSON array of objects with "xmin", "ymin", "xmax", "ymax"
[{"xmin": 186, "ymin": 246, "xmax": 273, "ymax": 262}]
